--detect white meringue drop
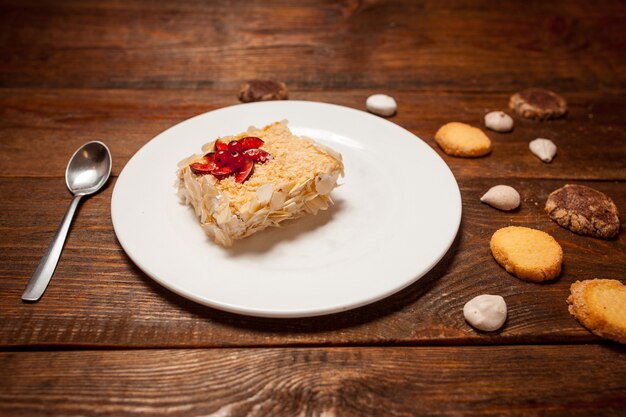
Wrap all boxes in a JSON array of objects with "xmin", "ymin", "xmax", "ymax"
[
  {"xmin": 484, "ymin": 111, "xmax": 514, "ymax": 132},
  {"xmin": 529, "ymin": 138, "xmax": 557, "ymax": 163},
  {"xmin": 366, "ymin": 94, "xmax": 397, "ymax": 117},
  {"xmin": 463, "ymin": 294, "xmax": 507, "ymax": 332},
  {"xmin": 480, "ymin": 185, "xmax": 521, "ymax": 211}
]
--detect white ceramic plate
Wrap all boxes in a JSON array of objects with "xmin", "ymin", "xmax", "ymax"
[{"xmin": 111, "ymin": 101, "xmax": 461, "ymax": 318}]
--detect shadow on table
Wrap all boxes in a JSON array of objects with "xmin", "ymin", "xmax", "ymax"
[{"xmin": 133, "ymin": 223, "xmax": 463, "ymax": 336}]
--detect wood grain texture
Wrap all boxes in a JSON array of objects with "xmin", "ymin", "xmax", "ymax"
[
  {"xmin": 1, "ymin": 1, "xmax": 626, "ymax": 414},
  {"xmin": 1, "ymin": 0, "xmax": 625, "ymax": 91},
  {"xmin": 1, "ymin": 88, "xmax": 625, "ymax": 180},
  {"xmin": 1, "ymin": 346, "xmax": 625, "ymax": 417},
  {"xmin": 1, "ymin": 176, "xmax": 623, "ymax": 347}
]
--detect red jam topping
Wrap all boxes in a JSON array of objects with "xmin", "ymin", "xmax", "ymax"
[{"xmin": 189, "ymin": 136, "xmax": 271, "ymax": 183}]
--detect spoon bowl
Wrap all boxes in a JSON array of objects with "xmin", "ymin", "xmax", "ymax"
[
  {"xmin": 22, "ymin": 141, "xmax": 112, "ymax": 301},
  {"xmin": 66, "ymin": 141, "xmax": 112, "ymax": 195}
]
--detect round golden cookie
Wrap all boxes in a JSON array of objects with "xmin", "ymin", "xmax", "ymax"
[
  {"xmin": 490, "ymin": 226, "xmax": 563, "ymax": 282},
  {"xmin": 434, "ymin": 122, "xmax": 492, "ymax": 157},
  {"xmin": 567, "ymin": 279, "xmax": 626, "ymax": 344}
]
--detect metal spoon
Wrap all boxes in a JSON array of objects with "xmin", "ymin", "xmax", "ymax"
[{"xmin": 22, "ymin": 141, "xmax": 112, "ymax": 302}]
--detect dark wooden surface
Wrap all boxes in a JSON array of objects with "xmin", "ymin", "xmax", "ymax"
[
  {"xmin": 1, "ymin": 1, "xmax": 625, "ymax": 416},
  {"xmin": 1, "ymin": 346, "xmax": 625, "ymax": 417}
]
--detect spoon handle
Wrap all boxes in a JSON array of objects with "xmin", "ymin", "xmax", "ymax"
[{"xmin": 22, "ymin": 195, "xmax": 83, "ymax": 302}]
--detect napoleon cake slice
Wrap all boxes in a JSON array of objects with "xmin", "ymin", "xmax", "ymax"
[{"xmin": 176, "ymin": 121, "xmax": 344, "ymax": 247}]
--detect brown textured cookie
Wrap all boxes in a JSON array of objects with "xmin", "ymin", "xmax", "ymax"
[
  {"xmin": 567, "ymin": 279, "xmax": 626, "ymax": 344},
  {"xmin": 490, "ymin": 226, "xmax": 563, "ymax": 282},
  {"xmin": 238, "ymin": 80, "xmax": 289, "ymax": 102},
  {"xmin": 545, "ymin": 184, "xmax": 620, "ymax": 239},
  {"xmin": 509, "ymin": 88, "xmax": 567, "ymax": 120},
  {"xmin": 434, "ymin": 122, "xmax": 492, "ymax": 157}
]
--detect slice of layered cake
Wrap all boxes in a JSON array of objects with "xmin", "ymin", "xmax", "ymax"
[{"xmin": 176, "ymin": 121, "xmax": 344, "ymax": 246}]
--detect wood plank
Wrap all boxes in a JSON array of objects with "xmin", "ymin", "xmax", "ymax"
[
  {"xmin": 0, "ymin": 0, "xmax": 624, "ymax": 91},
  {"xmin": 0, "ymin": 346, "xmax": 624, "ymax": 416},
  {"xmin": 0, "ymin": 176, "xmax": 623, "ymax": 347},
  {"xmin": 1, "ymin": 88, "xmax": 624, "ymax": 180}
]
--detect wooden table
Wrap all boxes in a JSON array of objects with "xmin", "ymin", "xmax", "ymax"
[{"xmin": 1, "ymin": 1, "xmax": 625, "ymax": 415}]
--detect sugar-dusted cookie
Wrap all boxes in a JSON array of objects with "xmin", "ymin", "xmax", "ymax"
[
  {"xmin": 567, "ymin": 279, "xmax": 626, "ymax": 344},
  {"xmin": 238, "ymin": 80, "xmax": 288, "ymax": 102},
  {"xmin": 434, "ymin": 122, "xmax": 491, "ymax": 157},
  {"xmin": 509, "ymin": 88, "xmax": 567, "ymax": 120},
  {"xmin": 546, "ymin": 184, "xmax": 620, "ymax": 239},
  {"xmin": 490, "ymin": 226, "xmax": 563, "ymax": 282}
]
